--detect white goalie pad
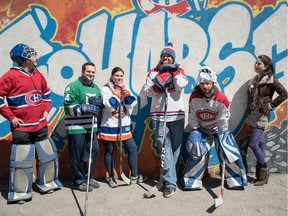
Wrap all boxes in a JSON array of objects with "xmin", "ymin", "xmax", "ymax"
[
  {"xmin": 8, "ymin": 144, "xmax": 35, "ymax": 202},
  {"xmin": 35, "ymin": 138, "xmax": 62, "ymax": 192}
]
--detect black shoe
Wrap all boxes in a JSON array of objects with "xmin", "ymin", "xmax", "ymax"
[
  {"xmin": 76, "ymin": 182, "xmax": 93, "ymax": 192},
  {"xmin": 163, "ymin": 188, "xmax": 175, "ymax": 198},
  {"xmin": 89, "ymin": 178, "xmax": 100, "ymax": 189},
  {"xmin": 229, "ymin": 186, "xmax": 244, "ymax": 190}
]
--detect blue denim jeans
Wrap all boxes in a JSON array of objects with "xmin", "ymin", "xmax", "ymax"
[{"xmin": 152, "ymin": 118, "xmax": 184, "ymax": 189}]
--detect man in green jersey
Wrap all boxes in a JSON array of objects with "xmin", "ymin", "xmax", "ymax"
[{"xmin": 64, "ymin": 62, "xmax": 103, "ymax": 191}]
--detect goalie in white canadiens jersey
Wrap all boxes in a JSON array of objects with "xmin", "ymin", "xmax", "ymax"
[{"xmin": 182, "ymin": 66, "xmax": 247, "ymax": 190}]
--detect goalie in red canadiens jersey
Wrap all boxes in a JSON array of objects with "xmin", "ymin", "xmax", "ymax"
[
  {"xmin": 0, "ymin": 44, "xmax": 62, "ymax": 204},
  {"xmin": 182, "ymin": 66, "xmax": 247, "ymax": 190}
]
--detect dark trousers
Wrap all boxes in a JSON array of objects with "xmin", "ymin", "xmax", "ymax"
[
  {"xmin": 12, "ymin": 127, "xmax": 48, "ymax": 144},
  {"xmin": 68, "ymin": 133, "xmax": 100, "ymax": 186},
  {"xmin": 104, "ymin": 137, "xmax": 138, "ymax": 178}
]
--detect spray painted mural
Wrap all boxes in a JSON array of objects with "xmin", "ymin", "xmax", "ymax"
[{"xmin": 0, "ymin": 0, "xmax": 287, "ymax": 179}]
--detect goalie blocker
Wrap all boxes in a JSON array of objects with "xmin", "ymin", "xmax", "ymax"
[{"xmin": 8, "ymin": 138, "xmax": 62, "ymax": 202}]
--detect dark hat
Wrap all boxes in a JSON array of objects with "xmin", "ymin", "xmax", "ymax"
[{"xmin": 160, "ymin": 42, "xmax": 176, "ymax": 62}]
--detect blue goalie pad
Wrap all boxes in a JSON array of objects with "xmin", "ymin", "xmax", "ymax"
[
  {"xmin": 8, "ymin": 144, "xmax": 35, "ymax": 202},
  {"xmin": 35, "ymin": 138, "xmax": 62, "ymax": 192},
  {"xmin": 216, "ymin": 130, "xmax": 242, "ymax": 163}
]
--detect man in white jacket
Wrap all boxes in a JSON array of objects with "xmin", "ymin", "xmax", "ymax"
[{"xmin": 144, "ymin": 43, "xmax": 188, "ymax": 198}]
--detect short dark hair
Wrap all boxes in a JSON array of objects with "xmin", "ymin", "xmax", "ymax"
[{"xmin": 82, "ymin": 62, "xmax": 95, "ymax": 71}]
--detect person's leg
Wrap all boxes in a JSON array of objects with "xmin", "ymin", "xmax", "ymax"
[
  {"xmin": 68, "ymin": 134, "xmax": 87, "ymax": 186},
  {"xmin": 104, "ymin": 141, "xmax": 115, "ymax": 177},
  {"xmin": 123, "ymin": 137, "xmax": 138, "ymax": 177},
  {"xmin": 104, "ymin": 140, "xmax": 118, "ymax": 188},
  {"xmin": 164, "ymin": 119, "xmax": 184, "ymax": 189},
  {"xmin": 8, "ymin": 131, "xmax": 34, "ymax": 203},
  {"xmin": 248, "ymin": 128, "xmax": 266, "ymax": 166}
]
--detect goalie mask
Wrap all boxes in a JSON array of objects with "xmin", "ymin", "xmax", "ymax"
[
  {"xmin": 197, "ymin": 66, "xmax": 217, "ymax": 84},
  {"xmin": 10, "ymin": 43, "xmax": 38, "ymax": 65}
]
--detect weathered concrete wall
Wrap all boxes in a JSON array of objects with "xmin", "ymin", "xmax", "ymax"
[{"xmin": 0, "ymin": 0, "xmax": 287, "ymax": 179}]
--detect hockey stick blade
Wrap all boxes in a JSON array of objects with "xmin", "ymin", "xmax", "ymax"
[
  {"xmin": 120, "ymin": 172, "xmax": 131, "ymax": 185},
  {"xmin": 214, "ymin": 195, "xmax": 223, "ymax": 208},
  {"xmin": 143, "ymin": 181, "xmax": 162, "ymax": 198}
]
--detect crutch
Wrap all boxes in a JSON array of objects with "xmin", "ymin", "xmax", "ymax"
[
  {"xmin": 84, "ymin": 116, "xmax": 95, "ymax": 216},
  {"xmin": 143, "ymin": 88, "xmax": 168, "ymax": 198}
]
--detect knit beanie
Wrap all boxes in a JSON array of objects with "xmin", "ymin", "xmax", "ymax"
[{"xmin": 160, "ymin": 42, "xmax": 176, "ymax": 62}]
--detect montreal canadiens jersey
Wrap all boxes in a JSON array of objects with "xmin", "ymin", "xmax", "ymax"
[
  {"xmin": 0, "ymin": 67, "xmax": 51, "ymax": 132},
  {"xmin": 188, "ymin": 86, "xmax": 230, "ymax": 134},
  {"xmin": 144, "ymin": 66, "xmax": 188, "ymax": 122}
]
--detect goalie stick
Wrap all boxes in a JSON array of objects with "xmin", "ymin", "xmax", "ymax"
[
  {"xmin": 84, "ymin": 116, "xmax": 95, "ymax": 216},
  {"xmin": 214, "ymin": 159, "xmax": 225, "ymax": 208},
  {"xmin": 119, "ymin": 102, "xmax": 131, "ymax": 185},
  {"xmin": 143, "ymin": 88, "xmax": 168, "ymax": 198}
]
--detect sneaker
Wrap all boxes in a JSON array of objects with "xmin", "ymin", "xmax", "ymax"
[
  {"xmin": 107, "ymin": 177, "xmax": 118, "ymax": 188},
  {"xmin": 89, "ymin": 178, "xmax": 100, "ymax": 189},
  {"xmin": 130, "ymin": 174, "xmax": 148, "ymax": 184},
  {"xmin": 76, "ymin": 182, "xmax": 93, "ymax": 192},
  {"xmin": 163, "ymin": 188, "xmax": 175, "ymax": 198}
]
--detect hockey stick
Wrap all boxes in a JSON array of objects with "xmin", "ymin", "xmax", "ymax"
[
  {"xmin": 143, "ymin": 88, "xmax": 168, "ymax": 198},
  {"xmin": 119, "ymin": 102, "xmax": 131, "ymax": 185},
  {"xmin": 84, "ymin": 116, "xmax": 95, "ymax": 216},
  {"xmin": 214, "ymin": 159, "xmax": 226, "ymax": 208}
]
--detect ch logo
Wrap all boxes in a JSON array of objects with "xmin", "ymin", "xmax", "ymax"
[{"xmin": 25, "ymin": 90, "xmax": 43, "ymax": 106}]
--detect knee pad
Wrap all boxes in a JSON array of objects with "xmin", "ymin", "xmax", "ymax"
[
  {"xmin": 8, "ymin": 144, "xmax": 35, "ymax": 202},
  {"xmin": 35, "ymin": 138, "xmax": 62, "ymax": 192}
]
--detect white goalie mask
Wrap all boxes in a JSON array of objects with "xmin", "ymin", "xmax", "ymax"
[{"xmin": 197, "ymin": 66, "xmax": 217, "ymax": 84}]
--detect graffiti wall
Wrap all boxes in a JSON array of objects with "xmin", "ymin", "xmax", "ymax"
[{"xmin": 0, "ymin": 0, "xmax": 287, "ymax": 180}]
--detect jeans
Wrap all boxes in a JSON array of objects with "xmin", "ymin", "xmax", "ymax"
[
  {"xmin": 104, "ymin": 137, "xmax": 138, "ymax": 177},
  {"xmin": 152, "ymin": 118, "xmax": 184, "ymax": 189},
  {"xmin": 248, "ymin": 127, "xmax": 266, "ymax": 166},
  {"xmin": 68, "ymin": 133, "xmax": 100, "ymax": 186}
]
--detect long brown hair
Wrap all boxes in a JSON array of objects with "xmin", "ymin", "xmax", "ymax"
[
  {"xmin": 258, "ymin": 55, "xmax": 275, "ymax": 79},
  {"xmin": 109, "ymin": 67, "xmax": 124, "ymax": 82}
]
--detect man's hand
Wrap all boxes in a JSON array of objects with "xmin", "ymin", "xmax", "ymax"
[
  {"xmin": 159, "ymin": 63, "xmax": 179, "ymax": 73},
  {"xmin": 11, "ymin": 117, "xmax": 24, "ymax": 128},
  {"xmin": 80, "ymin": 104, "xmax": 101, "ymax": 116}
]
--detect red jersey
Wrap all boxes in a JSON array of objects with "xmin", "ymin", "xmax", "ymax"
[{"xmin": 0, "ymin": 67, "xmax": 51, "ymax": 132}]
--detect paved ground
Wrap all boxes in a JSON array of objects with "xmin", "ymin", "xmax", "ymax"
[{"xmin": 0, "ymin": 173, "xmax": 287, "ymax": 216}]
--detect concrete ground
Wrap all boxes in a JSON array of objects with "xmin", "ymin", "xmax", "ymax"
[{"xmin": 0, "ymin": 173, "xmax": 287, "ymax": 216}]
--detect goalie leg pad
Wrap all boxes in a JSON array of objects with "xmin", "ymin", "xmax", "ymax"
[
  {"xmin": 8, "ymin": 144, "xmax": 35, "ymax": 202},
  {"xmin": 182, "ymin": 154, "xmax": 209, "ymax": 190},
  {"xmin": 216, "ymin": 141, "xmax": 247, "ymax": 188},
  {"xmin": 216, "ymin": 130, "xmax": 242, "ymax": 163},
  {"xmin": 35, "ymin": 138, "xmax": 62, "ymax": 192}
]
